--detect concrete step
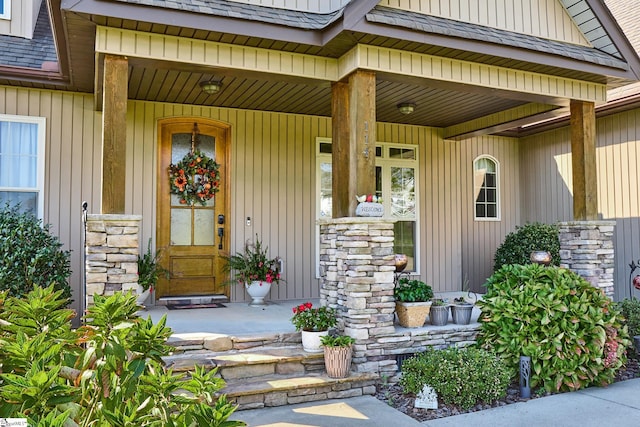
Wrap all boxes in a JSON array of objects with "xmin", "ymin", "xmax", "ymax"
[{"xmin": 224, "ymin": 371, "xmax": 379, "ymax": 411}]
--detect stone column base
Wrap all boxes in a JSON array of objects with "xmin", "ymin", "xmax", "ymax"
[
  {"xmin": 558, "ymin": 221, "xmax": 615, "ymax": 297},
  {"xmin": 85, "ymin": 214, "xmax": 142, "ymax": 306}
]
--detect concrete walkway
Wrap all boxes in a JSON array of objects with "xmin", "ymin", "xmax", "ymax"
[{"xmin": 236, "ymin": 378, "xmax": 640, "ymax": 427}]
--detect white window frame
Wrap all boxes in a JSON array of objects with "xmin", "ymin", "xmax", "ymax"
[
  {"xmin": 0, "ymin": 0, "xmax": 11, "ymax": 20},
  {"xmin": 473, "ymin": 155, "xmax": 500, "ymax": 221},
  {"xmin": 315, "ymin": 138, "xmax": 420, "ymax": 275},
  {"xmin": 0, "ymin": 114, "xmax": 46, "ymax": 219}
]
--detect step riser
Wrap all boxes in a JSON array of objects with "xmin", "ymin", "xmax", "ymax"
[{"xmin": 231, "ymin": 379, "xmax": 378, "ymax": 411}]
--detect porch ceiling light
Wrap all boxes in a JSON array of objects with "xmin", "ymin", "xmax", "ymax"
[
  {"xmin": 200, "ymin": 80, "xmax": 222, "ymax": 95},
  {"xmin": 397, "ymin": 102, "xmax": 416, "ymax": 115}
]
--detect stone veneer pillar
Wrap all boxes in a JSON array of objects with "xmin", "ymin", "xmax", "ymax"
[
  {"xmin": 318, "ymin": 217, "xmax": 397, "ymax": 377},
  {"xmin": 558, "ymin": 221, "xmax": 615, "ymax": 297},
  {"xmin": 85, "ymin": 214, "xmax": 142, "ymax": 305}
]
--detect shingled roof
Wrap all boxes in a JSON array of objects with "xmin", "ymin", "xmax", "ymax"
[
  {"xmin": 366, "ymin": 6, "xmax": 628, "ymax": 71},
  {"xmin": 0, "ymin": 4, "xmax": 57, "ymax": 70},
  {"xmin": 108, "ymin": 0, "xmax": 345, "ymax": 29}
]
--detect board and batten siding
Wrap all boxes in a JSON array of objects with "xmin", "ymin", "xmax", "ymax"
[
  {"xmin": 0, "ymin": 86, "xmax": 103, "ymax": 320},
  {"xmin": 459, "ymin": 135, "xmax": 521, "ymax": 293},
  {"xmin": 520, "ymin": 108, "xmax": 640, "ymax": 300},
  {"xmin": 379, "ymin": 0, "xmax": 589, "ymax": 46},
  {"xmin": 378, "ymin": 123, "xmax": 463, "ymax": 293}
]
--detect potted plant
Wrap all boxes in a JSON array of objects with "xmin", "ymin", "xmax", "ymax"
[
  {"xmin": 394, "ymin": 277, "xmax": 434, "ymax": 327},
  {"xmin": 291, "ymin": 302, "xmax": 337, "ymax": 352},
  {"xmin": 321, "ymin": 334, "xmax": 355, "ymax": 378},
  {"xmin": 223, "ymin": 235, "xmax": 283, "ymax": 306},
  {"xmin": 430, "ymin": 298, "xmax": 450, "ymax": 326},
  {"xmin": 451, "ymin": 296, "xmax": 474, "ymax": 325},
  {"xmin": 137, "ymin": 239, "xmax": 168, "ymax": 305}
]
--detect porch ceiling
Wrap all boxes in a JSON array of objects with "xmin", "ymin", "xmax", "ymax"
[
  {"xmin": 54, "ymin": 3, "xmax": 632, "ymax": 133},
  {"xmin": 124, "ymin": 58, "xmax": 525, "ymax": 128}
]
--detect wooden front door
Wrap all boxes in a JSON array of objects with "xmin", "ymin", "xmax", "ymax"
[{"xmin": 156, "ymin": 118, "xmax": 229, "ymax": 298}]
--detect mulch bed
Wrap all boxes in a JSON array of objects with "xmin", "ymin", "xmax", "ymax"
[{"xmin": 374, "ymin": 352, "xmax": 640, "ymax": 422}]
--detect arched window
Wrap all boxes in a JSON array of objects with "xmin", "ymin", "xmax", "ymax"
[{"xmin": 473, "ymin": 156, "xmax": 499, "ymax": 220}]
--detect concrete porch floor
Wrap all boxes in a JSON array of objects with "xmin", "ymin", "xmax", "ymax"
[{"xmin": 140, "ymin": 292, "xmax": 481, "ymax": 337}]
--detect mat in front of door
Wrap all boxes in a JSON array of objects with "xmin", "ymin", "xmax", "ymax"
[{"xmin": 166, "ymin": 302, "xmax": 226, "ymax": 310}]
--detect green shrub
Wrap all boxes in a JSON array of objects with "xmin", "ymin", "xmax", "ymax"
[
  {"xmin": 399, "ymin": 347, "xmax": 511, "ymax": 410},
  {"xmin": 394, "ymin": 277, "xmax": 434, "ymax": 302},
  {"xmin": 0, "ymin": 286, "xmax": 246, "ymax": 426},
  {"xmin": 493, "ymin": 222, "xmax": 560, "ymax": 272},
  {"xmin": 0, "ymin": 205, "xmax": 71, "ymax": 299},
  {"xmin": 617, "ymin": 298, "xmax": 640, "ymax": 337},
  {"xmin": 477, "ymin": 264, "xmax": 629, "ymax": 393}
]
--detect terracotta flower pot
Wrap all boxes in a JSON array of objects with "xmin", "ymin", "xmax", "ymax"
[{"xmin": 324, "ymin": 345, "xmax": 353, "ymax": 378}]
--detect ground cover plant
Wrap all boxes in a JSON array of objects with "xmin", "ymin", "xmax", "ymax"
[
  {"xmin": 399, "ymin": 346, "xmax": 511, "ymax": 410},
  {"xmin": 0, "ymin": 285, "xmax": 245, "ymax": 426},
  {"xmin": 0, "ymin": 205, "xmax": 71, "ymax": 299},
  {"xmin": 493, "ymin": 222, "xmax": 560, "ymax": 271},
  {"xmin": 477, "ymin": 264, "xmax": 629, "ymax": 393}
]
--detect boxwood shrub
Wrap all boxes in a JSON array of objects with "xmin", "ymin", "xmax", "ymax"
[
  {"xmin": 617, "ymin": 298, "xmax": 640, "ymax": 338},
  {"xmin": 477, "ymin": 264, "xmax": 629, "ymax": 393},
  {"xmin": 493, "ymin": 222, "xmax": 560, "ymax": 272},
  {"xmin": 0, "ymin": 205, "xmax": 71, "ymax": 299},
  {"xmin": 399, "ymin": 346, "xmax": 511, "ymax": 410}
]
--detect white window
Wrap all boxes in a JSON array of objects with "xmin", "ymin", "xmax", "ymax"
[
  {"xmin": 0, "ymin": 115, "xmax": 46, "ymax": 218},
  {"xmin": 473, "ymin": 155, "xmax": 500, "ymax": 220},
  {"xmin": 0, "ymin": 0, "xmax": 10, "ymax": 20},
  {"xmin": 316, "ymin": 139, "xmax": 419, "ymax": 272}
]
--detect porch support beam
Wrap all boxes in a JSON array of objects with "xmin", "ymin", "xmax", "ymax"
[
  {"xmin": 95, "ymin": 27, "xmax": 608, "ymax": 104},
  {"xmin": 443, "ymin": 103, "xmax": 562, "ymax": 140},
  {"xmin": 101, "ymin": 54, "xmax": 128, "ymax": 214},
  {"xmin": 570, "ymin": 99, "xmax": 598, "ymax": 220},
  {"xmin": 331, "ymin": 70, "xmax": 376, "ymax": 217}
]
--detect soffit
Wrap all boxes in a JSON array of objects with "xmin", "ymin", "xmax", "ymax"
[{"xmin": 27, "ymin": 0, "xmax": 635, "ymax": 131}]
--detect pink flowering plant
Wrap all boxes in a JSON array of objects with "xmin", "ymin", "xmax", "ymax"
[
  {"xmin": 223, "ymin": 235, "xmax": 283, "ymax": 285},
  {"xmin": 291, "ymin": 302, "xmax": 337, "ymax": 332}
]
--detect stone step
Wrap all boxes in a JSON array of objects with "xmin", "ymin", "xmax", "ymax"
[
  {"xmin": 164, "ymin": 345, "xmax": 326, "ymax": 380},
  {"xmin": 166, "ymin": 331, "xmax": 301, "ymax": 353},
  {"xmin": 223, "ymin": 371, "xmax": 379, "ymax": 411}
]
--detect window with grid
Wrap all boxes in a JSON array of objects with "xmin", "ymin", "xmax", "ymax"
[
  {"xmin": 473, "ymin": 156, "xmax": 499, "ymax": 220},
  {"xmin": 316, "ymin": 139, "xmax": 419, "ymax": 272},
  {"xmin": 0, "ymin": 115, "xmax": 46, "ymax": 218}
]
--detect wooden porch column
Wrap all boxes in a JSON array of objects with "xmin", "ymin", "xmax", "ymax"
[
  {"xmin": 331, "ymin": 70, "xmax": 376, "ymax": 217},
  {"xmin": 570, "ymin": 100, "xmax": 598, "ymax": 220},
  {"xmin": 101, "ymin": 54, "xmax": 128, "ymax": 214}
]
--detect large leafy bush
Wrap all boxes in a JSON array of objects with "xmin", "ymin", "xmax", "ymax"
[
  {"xmin": 493, "ymin": 222, "xmax": 560, "ymax": 272},
  {"xmin": 477, "ymin": 264, "xmax": 628, "ymax": 393},
  {"xmin": 399, "ymin": 347, "xmax": 511, "ymax": 410},
  {"xmin": 0, "ymin": 286, "xmax": 245, "ymax": 426},
  {"xmin": 0, "ymin": 205, "xmax": 71, "ymax": 299}
]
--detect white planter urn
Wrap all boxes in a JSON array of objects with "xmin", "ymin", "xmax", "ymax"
[
  {"xmin": 301, "ymin": 330, "xmax": 329, "ymax": 353},
  {"xmin": 136, "ymin": 285, "xmax": 152, "ymax": 306},
  {"xmin": 245, "ymin": 280, "xmax": 272, "ymax": 306}
]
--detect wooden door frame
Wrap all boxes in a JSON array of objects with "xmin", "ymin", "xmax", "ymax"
[{"xmin": 156, "ymin": 117, "xmax": 232, "ymax": 298}]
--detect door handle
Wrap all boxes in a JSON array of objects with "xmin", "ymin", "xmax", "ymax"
[{"xmin": 217, "ymin": 227, "xmax": 224, "ymax": 249}]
